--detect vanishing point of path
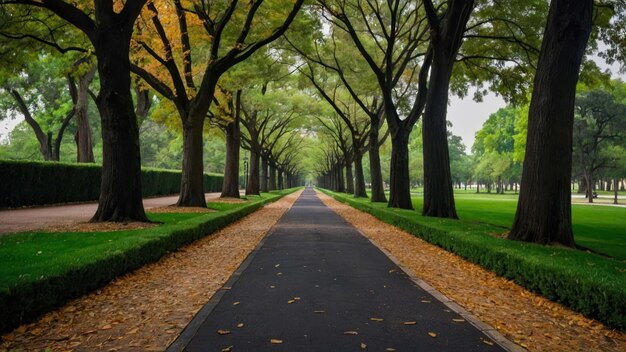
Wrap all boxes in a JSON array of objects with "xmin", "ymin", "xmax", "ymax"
[{"xmin": 170, "ymin": 188, "xmax": 509, "ymax": 351}]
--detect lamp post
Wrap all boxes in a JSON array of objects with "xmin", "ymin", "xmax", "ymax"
[{"xmin": 243, "ymin": 151, "xmax": 249, "ymax": 189}]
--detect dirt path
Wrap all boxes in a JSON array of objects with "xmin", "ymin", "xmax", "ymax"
[
  {"xmin": 0, "ymin": 190, "xmax": 301, "ymax": 351},
  {"xmin": 317, "ymin": 191, "xmax": 625, "ymax": 352},
  {"xmin": 0, "ymin": 192, "xmax": 233, "ymax": 234}
]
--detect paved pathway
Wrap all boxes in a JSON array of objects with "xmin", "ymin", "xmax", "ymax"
[
  {"xmin": 0, "ymin": 192, "xmax": 227, "ymax": 233},
  {"xmin": 170, "ymin": 188, "xmax": 509, "ymax": 351}
]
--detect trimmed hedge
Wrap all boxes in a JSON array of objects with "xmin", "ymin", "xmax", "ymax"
[
  {"xmin": 0, "ymin": 160, "xmax": 223, "ymax": 208},
  {"xmin": 0, "ymin": 188, "xmax": 299, "ymax": 334},
  {"xmin": 320, "ymin": 189, "xmax": 626, "ymax": 331}
]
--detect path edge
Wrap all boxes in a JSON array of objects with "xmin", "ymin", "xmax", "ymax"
[
  {"xmin": 166, "ymin": 194, "xmax": 298, "ymax": 352},
  {"xmin": 354, "ymin": 227, "xmax": 526, "ymax": 352}
]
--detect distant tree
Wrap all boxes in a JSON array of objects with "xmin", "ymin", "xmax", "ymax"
[{"xmin": 573, "ymin": 89, "xmax": 626, "ymax": 202}]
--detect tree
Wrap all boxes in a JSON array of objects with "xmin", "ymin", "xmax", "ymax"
[
  {"xmin": 131, "ymin": 0, "xmax": 304, "ymax": 207},
  {"xmin": 509, "ymin": 0, "xmax": 593, "ymax": 247},
  {"xmin": 573, "ymin": 89, "xmax": 626, "ymax": 202}
]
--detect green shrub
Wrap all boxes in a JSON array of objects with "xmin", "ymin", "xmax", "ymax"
[
  {"xmin": 320, "ymin": 189, "xmax": 626, "ymax": 331},
  {"xmin": 0, "ymin": 188, "xmax": 299, "ymax": 334},
  {"xmin": 0, "ymin": 160, "xmax": 224, "ymax": 208}
]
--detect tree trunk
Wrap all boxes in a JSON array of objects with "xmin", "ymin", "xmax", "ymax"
[
  {"xmin": 509, "ymin": 0, "xmax": 592, "ymax": 247},
  {"xmin": 261, "ymin": 156, "xmax": 269, "ymax": 192},
  {"xmin": 10, "ymin": 90, "xmax": 54, "ymax": 161},
  {"xmin": 278, "ymin": 169, "xmax": 284, "ymax": 189},
  {"xmin": 176, "ymin": 119, "xmax": 207, "ymax": 207},
  {"xmin": 269, "ymin": 163, "xmax": 277, "ymax": 191},
  {"xmin": 246, "ymin": 149, "xmax": 261, "ymax": 195},
  {"xmin": 369, "ymin": 125, "xmax": 387, "ymax": 202},
  {"xmin": 388, "ymin": 130, "xmax": 412, "ymax": 209},
  {"xmin": 54, "ymin": 108, "xmax": 76, "ymax": 161},
  {"xmin": 221, "ymin": 112, "xmax": 241, "ymax": 198},
  {"xmin": 354, "ymin": 153, "xmax": 367, "ymax": 198},
  {"xmin": 421, "ymin": 1, "xmax": 473, "ymax": 219},
  {"xmin": 74, "ymin": 65, "xmax": 97, "ymax": 163},
  {"xmin": 91, "ymin": 28, "xmax": 148, "ymax": 222},
  {"xmin": 345, "ymin": 158, "xmax": 354, "ymax": 194},
  {"xmin": 337, "ymin": 164, "xmax": 346, "ymax": 193},
  {"xmin": 585, "ymin": 171, "xmax": 594, "ymax": 203},
  {"xmin": 614, "ymin": 178, "xmax": 619, "ymax": 204}
]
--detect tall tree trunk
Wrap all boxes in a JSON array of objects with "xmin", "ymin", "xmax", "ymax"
[
  {"xmin": 354, "ymin": 153, "xmax": 367, "ymax": 198},
  {"xmin": 177, "ymin": 118, "xmax": 207, "ymax": 207},
  {"xmin": 585, "ymin": 171, "xmax": 594, "ymax": 204},
  {"xmin": 388, "ymin": 129, "xmax": 412, "ymax": 209},
  {"xmin": 261, "ymin": 156, "xmax": 269, "ymax": 192},
  {"xmin": 91, "ymin": 28, "xmax": 148, "ymax": 222},
  {"xmin": 221, "ymin": 106, "xmax": 241, "ymax": 198},
  {"xmin": 421, "ymin": 0, "xmax": 473, "ymax": 219},
  {"xmin": 246, "ymin": 149, "xmax": 260, "ymax": 195},
  {"xmin": 269, "ymin": 163, "xmax": 277, "ymax": 191},
  {"xmin": 509, "ymin": 0, "xmax": 592, "ymax": 246},
  {"xmin": 369, "ymin": 125, "xmax": 387, "ymax": 202},
  {"xmin": 337, "ymin": 164, "xmax": 346, "ymax": 192},
  {"xmin": 278, "ymin": 169, "xmax": 284, "ymax": 189},
  {"xmin": 74, "ymin": 65, "xmax": 97, "ymax": 163},
  {"xmin": 345, "ymin": 158, "xmax": 354, "ymax": 194}
]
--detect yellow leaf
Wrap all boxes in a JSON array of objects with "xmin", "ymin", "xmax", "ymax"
[
  {"xmin": 344, "ymin": 331, "xmax": 359, "ymax": 335},
  {"xmin": 421, "ymin": 300, "xmax": 431, "ymax": 303},
  {"xmin": 370, "ymin": 317, "xmax": 383, "ymax": 322},
  {"xmin": 270, "ymin": 339, "xmax": 283, "ymax": 344},
  {"xmin": 403, "ymin": 321, "xmax": 417, "ymax": 325},
  {"xmin": 101, "ymin": 325, "xmax": 112, "ymax": 330},
  {"xmin": 482, "ymin": 339, "xmax": 494, "ymax": 346},
  {"xmin": 293, "ymin": 297, "xmax": 301, "ymax": 300},
  {"xmin": 237, "ymin": 323, "xmax": 244, "ymax": 328},
  {"xmin": 428, "ymin": 332, "xmax": 437, "ymax": 338},
  {"xmin": 361, "ymin": 342, "xmax": 367, "ymax": 349},
  {"xmin": 386, "ymin": 348, "xmax": 396, "ymax": 351},
  {"xmin": 217, "ymin": 330, "xmax": 230, "ymax": 335},
  {"xmin": 288, "ymin": 300, "xmax": 295, "ymax": 304},
  {"xmin": 452, "ymin": 318, "xmax": 465, "ymax": 322},
  {"xmin": 222, "ymin": 346, "xmax": 233, "ymax": 352},
  {"xmin": 233, "ymin": 302, "xmax": 240, "ymax": 306}
]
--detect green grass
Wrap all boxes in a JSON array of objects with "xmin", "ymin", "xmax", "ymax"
[
  {"xmin": 322, "ymin": 189, "xmax": 626, "ymax": 330},
  {"xmin": 378, "ymin": 189, "xmax": 626, "ymax": 260},
  {"xmin": 0, "ymin": 188, "xmax": 299, "ymax": 333}
]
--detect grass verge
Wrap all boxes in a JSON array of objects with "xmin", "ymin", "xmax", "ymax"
[
  {"xmin": 0, "ymin": 188, "xmax": 299, "ymax": 334},
  {"xmin": 320, "ymin": 188, "xmax": 626, "ymax": 331}
]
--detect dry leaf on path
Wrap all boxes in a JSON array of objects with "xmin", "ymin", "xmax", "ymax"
[
  {"xmin": 344, "ymin": 331, "xmax": 359, "ymax": 335},
  {"xmin": 221, "ymin": 346, "xmax": 233, "ymax": 352},
  {"xmin": 237, "ymin": 323, "xmax": 244, "ymax": 328},
  {"xmin": 270, "ymin": 339, "xmax": 283, "ymax": 344},
  {"xmin": 217, "ymin": 330, "xmax": 230, "ymax": 335},
  {"xmin": 403, "ymin": 321, "xmax": 417, "ymax": 325},
  {"xmin": 428, "ymin": 332, "xmax": 438, "ymax": 338},
  {"xmin": 370, "ymin": 317, "xmax": 383, "ymax": 322},
  {"xmin": 361, "ymin": 342, "xmax": 367, "ymax": 349},
  {"xmin": 452, "ymin": 318, "xmax": 465, "ymax": 322}
]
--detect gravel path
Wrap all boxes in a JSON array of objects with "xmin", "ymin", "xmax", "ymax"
[
  {"xmin": 317, "ymin": 191, "xmax": 625, "ymax": 352},
  {"xmin": 0, "ymin": 192, "xmax": 229, "ymax": 234},
  {"xmin": 0, "ymin": 190, "xmax": 301, "ymax": 351}
]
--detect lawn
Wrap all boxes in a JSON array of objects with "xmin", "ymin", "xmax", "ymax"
[{"xmin": 397, "ymin": 189, "xmax": 625, "ymax": 260}]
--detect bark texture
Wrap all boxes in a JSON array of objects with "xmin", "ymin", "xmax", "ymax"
[
  {"xmin": 369, "ymin": 124, "xmax": 387, "ymax": 202},
  {"xmin": 508, "ymin": 0, "xmax": 593, "ymax": 246},
  {"xmin": 73, "ymin": 64, "xmax": 97, "ymax": 163},
  {"xmin": 388, "ymin": 130, "xmax": 412, "ymax": 209},
  {"xmin": 220, "ymin": 93, "xmax": 241, "ymax": 198}
]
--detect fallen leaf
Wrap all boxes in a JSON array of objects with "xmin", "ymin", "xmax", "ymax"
[
  {"xmin": 386, "ymin": 348, "xmax": 396, "ymax": 351},
  {"xmin": 428, "ymin": 332, "xmax": 437, "ymax": 338},
  {"xmin": 288, "ymin": 300, "xmax": 295, "ymax": 304},
  {"xmin": 233, "ymin": 301, "xmax": 240, "ymax": 306},
  {"xmin": 403, "ymin": 321, "xmax": 417, "ymax": 325},
  {"xmin": 314, "ymin": 310, "xmax": 326, "ymax": 314},
  {"xmin": 452, "ymin": 318, "xmax": 465, "ymax": 322},
  {"xmin": 128, "ymin": 328, "xmax": 139, "ymax": 334},
  {"xmin": 217, "ymin": 330, "xmax": 230, "ymax": 335},
  {"xmin": 293, "ymin": 296, "xmax": 301, "ymax": 300},
  {"xmin": 370, "ymin": 317, "xmax": 384, "ymax": 322},
  {"xmin": 237, "ymin": 323, "xmax": 244, "ymax": 328},
  {"xmin": 361, "ymin": 342, "xmax": 367, "ymax": 349},
  {"xmin": 270, "ymin": 339, "xmax": 283, "ymax": 344},
  {"xmin": 482, "ymin": 339, "xmax": 494, "ymax": 346},
  {"xmin": 101, "ymin": 325, "xmax": 112, "ymax": 330},
  {"xmin": 344, "ymin": 331, "xmax": 359, "ymax": 335},
  {"xmin": 420, "ymin": 300, "xmax": 431, "ymax": 303},
  {"xmin": 277, "ymin": 272, "xmax": 283, "ymax": 276},
  {"xmin": 275, "ymin": 264, "xmax": 280, "ymax": 267},
  {"xmin": 222, "ymin": 346, "xmax": 233, "ymax": 352},
  {"xmin": 270, "ymin": 285, "xmax": 276, "ymax": 289}
]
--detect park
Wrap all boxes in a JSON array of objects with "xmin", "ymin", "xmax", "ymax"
[{"xmin": 0, "ymin": 0, "xmax": 625, "ymax": 351}]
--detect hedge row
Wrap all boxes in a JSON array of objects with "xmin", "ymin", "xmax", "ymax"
[
  {"xmin": 0, "ymin": 160, "xmax": 223, "ymax": 208},
  {"xmin": 0, "ymin": 188, "xmax": 298, "ymax": 334},
  {"xmin": 320, "ymin": 189, "xmax": 626, "ymax": 331}
]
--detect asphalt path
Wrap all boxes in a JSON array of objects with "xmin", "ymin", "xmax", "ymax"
[
  {"xmin": 0, "ymin": 192, "xmax": 225, "ymax": 233},
  {"xmin": 170, "ymin": 187, "xmax": 509, "ymax": 351}
]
